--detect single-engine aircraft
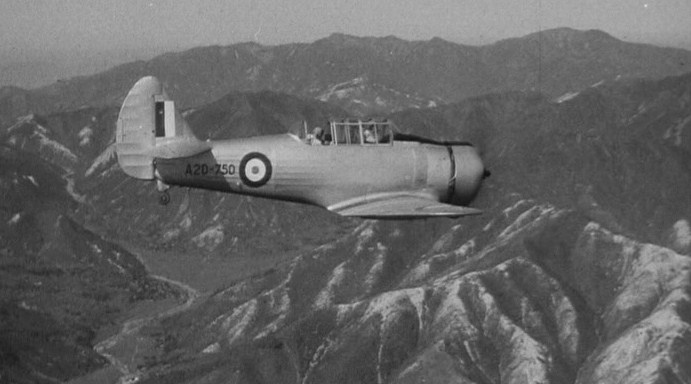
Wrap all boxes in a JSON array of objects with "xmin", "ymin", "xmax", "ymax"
[{"xmin": 115, "ymin": 76, "xmax": 489, "ymax": 218}]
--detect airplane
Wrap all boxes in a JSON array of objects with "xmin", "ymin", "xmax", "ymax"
[{"xmin": 115, "ymin": 76, "xmax": 489, "ymax": 219}]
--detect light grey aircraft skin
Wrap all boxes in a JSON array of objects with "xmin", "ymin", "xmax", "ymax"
[{"xmin": 116, "ymin": 76, "xmax": 488, "ymax": 218}]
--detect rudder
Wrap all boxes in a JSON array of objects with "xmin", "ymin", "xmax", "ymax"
[{"xmin": 116, "ymin": 76, "xmax": 208, "ymax": 180}]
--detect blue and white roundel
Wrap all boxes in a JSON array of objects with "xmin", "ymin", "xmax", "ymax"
[{"xmin": 239, "ymin": 152, "xmax": 272, "ymax": 187}]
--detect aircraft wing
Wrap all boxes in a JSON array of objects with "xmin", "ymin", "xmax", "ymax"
[{"xmin": 329, "ymin": 194, "xmax": 482, "ymax": 218}]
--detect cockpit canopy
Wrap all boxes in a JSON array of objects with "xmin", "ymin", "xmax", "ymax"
[
  {"xmin": 329, "ymin": 119, "xmax": 393, "ymax": 145},
  {"xmin": 305, "ymin": 119, "xmax": 394, "ymax": 146}
]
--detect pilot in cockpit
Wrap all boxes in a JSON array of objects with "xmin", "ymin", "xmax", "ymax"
[
  {"xmin": 310, "ymin": 127, "xmax": 324, "ymax": 145},
  {"xmin": 364, "ymin": 127, "xmax": 376, "ymax": 143}
]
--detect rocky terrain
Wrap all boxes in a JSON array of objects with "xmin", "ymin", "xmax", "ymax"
[
  {"xmin": 116, "ymin": 71, "xmax": 691, "ymax": 384},
  {"xmin": 0, "ymin": 28, "xmax": 690, "ymax": 383},
  {"xmin": 0, "ymin": 144, "xmax": 179, "ymax": 383}
]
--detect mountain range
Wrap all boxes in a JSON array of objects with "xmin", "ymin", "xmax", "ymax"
[
  {"xmin": 106, "ymin": 70, "xmax": 691, "ymax": 384},
  {"xmin": 2, "ymin": 27, "xmax": 691, "ymax": 123},
  {"xmin": 0, "ymin": 28, "xmax": 690, "ymax": 383}
]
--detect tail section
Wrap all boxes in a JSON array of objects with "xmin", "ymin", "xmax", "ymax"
[{"xmin": 116, "ymin": 76, "xmax": 209, "ymax": 180}]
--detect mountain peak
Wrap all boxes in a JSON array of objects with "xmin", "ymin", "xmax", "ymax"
[
  {"xmin": 525, "ymin": 27, "xmax": 619, "ymax": 44},
  {"xmin": 320, "ymin": 33, "xmax": 413, "ymax": 50},
  {"xmin": 428, "ymin": 36, "xmax": 455, "ymax": 46},
  {"xmin": 323, "ymin": 33, "xmax": 362, "ymax": 44}
]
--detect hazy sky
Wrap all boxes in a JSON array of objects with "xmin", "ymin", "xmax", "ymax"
[{"xmin": 2, "ymin": 0, "xmax": 691, "ymax": 60}]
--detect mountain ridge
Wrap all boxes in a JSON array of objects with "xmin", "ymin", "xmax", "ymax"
[
  {"xmin": 0, "ymin": 145, "xmax": 181, "ymax": 383},
  {"xmin": 2, "ymin": 28, "xmax": 690, "ymax": 124}
]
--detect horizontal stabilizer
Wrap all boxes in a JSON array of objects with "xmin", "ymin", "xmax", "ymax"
[{"xmin": 329, "ymin": 193, "xmax": 482, "ymax": 218}]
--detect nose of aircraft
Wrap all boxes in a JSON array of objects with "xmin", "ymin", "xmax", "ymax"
[{"xmin": 450, "ymin": 145, "xmax": 486, "ymax": 205}]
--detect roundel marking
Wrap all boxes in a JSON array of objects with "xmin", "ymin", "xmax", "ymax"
[{"xmin": 239, "ymin": 152, "xmax": 272, "ymax": 187}]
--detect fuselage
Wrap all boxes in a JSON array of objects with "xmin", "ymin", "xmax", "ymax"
[{"xmin": 154, "ymin": 134, "xmax": 484, "ymax": 210}]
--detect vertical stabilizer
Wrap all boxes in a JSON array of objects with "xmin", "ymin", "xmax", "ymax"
[{"xmin": 116, "ymin": 76, "xmax": 208, "ymax": 180}]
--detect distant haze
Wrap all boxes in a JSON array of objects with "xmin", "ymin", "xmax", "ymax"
[{"xmin": 1, "ymin": 0, "xmax": 690, "ymax": 88}]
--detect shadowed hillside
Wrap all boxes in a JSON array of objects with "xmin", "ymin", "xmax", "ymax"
[{"xmin": 0, "ymin": 146, "xmax": 179, "ymax": 383}]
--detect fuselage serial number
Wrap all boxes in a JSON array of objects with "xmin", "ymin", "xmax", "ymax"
[{"xmin": 185, "ymin": 163, "xmax": 236, "ymax": 176}]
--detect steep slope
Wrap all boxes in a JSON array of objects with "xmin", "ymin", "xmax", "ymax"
[
  {"xmin": 1, "ymin": 106, "xmax": 120, "ymax": 206},
  {"xmin": 137, "ymin": 210, "xmax": 691, "ymax": 384},
  {"xmin": 115, "ymin": 71, "xmax": 691, "ymax": 384},
  {"xmin": 0, "ymin": 146, "xmax": 178, "ymax": 383},
  {"xmin": 2, "ymin": 28, "xmax": 690, "ymax": 121}
]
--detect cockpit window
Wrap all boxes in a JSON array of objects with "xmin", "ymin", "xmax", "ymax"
[
  {"xmin": 328, "ymin": 119, "xmax": 393, "ymax": 146},
  {"xmin": 332, "ymin": 124, "xmax": 351, "ymax": 144}
]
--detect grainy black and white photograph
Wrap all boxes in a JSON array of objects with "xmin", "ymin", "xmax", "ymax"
[{"xmin": 1, "ymin": 0, "xmax": 690, "ymax": 383}]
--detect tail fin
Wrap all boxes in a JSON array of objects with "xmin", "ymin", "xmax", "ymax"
[{"xmin": 116, "ymin": 76, "xmax": 209, "ymax": 180}]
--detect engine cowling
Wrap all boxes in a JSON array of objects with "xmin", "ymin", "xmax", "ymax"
[{"xmin": 448, "ymin": 145, "xmax": 487, "ymax": 206}]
